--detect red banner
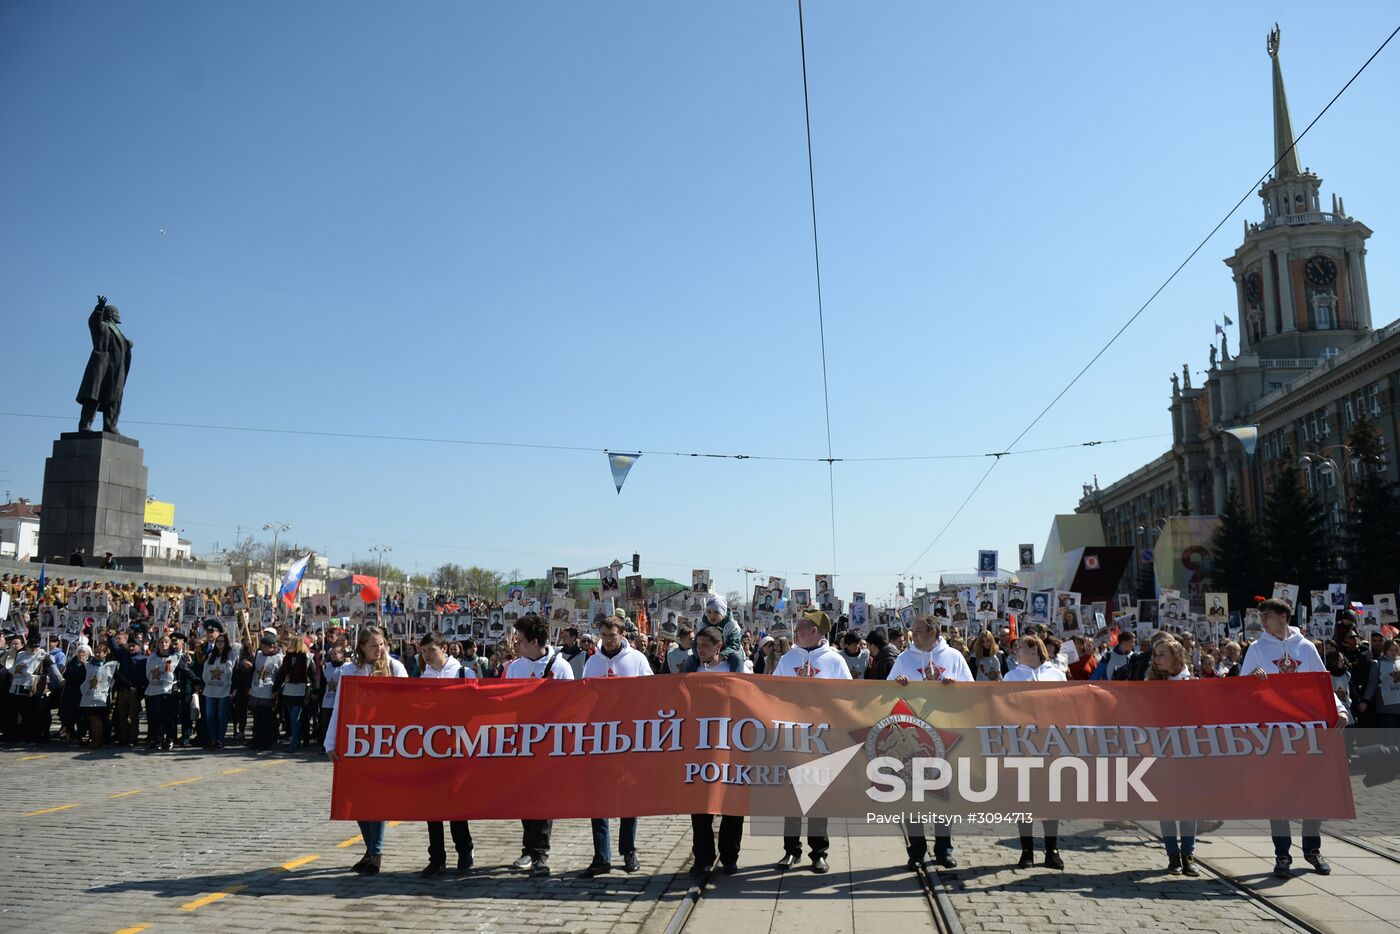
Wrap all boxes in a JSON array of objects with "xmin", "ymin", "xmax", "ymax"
[{"xmin": 330, "ymin": 673, "xmax": 1352, "ymax": 822}]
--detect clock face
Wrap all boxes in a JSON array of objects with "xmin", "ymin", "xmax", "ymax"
[
  {"xmin": 1244, "ymin": 272, "xmax": 1263, "ymax": 305},
  {"xmin": 1305, "ymin": 255, "xmax": 1337, "ymax": 288}
]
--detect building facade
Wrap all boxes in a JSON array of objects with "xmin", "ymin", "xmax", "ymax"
[{"xmin": 1078, "ymin": 26, "xmax": 1393, "ymax": 599}]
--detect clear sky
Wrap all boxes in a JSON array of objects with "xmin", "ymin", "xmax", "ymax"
[{"xmin": 3, "ymin": 2, "xmax": 1397, "ymax": 604}]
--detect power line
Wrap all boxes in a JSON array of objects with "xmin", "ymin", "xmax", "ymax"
[
  {"xmin": 797, "ymin": 0, "xmax": 839, "ymax": 574},
  {"xmin": 0, "ymin": 411, "xmax": 1166, "ymax": 466},
  {"xmin": 903, "ymin": 22, "xmax": 1400, "ymax": 575}
]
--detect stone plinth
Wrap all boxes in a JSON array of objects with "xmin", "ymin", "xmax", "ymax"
[{"xmin": 37, "ymin": 431, "xmax": 148, "ymax": 567}]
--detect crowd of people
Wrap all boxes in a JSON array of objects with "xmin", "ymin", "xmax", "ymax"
[{"xmin": 3, "ymin": 571, "xmax": 1393, "ymax": 885}]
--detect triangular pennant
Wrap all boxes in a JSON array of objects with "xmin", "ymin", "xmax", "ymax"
[
  {"xmin": 1222, "ymin": 425, "xmax": 1258, "ymax": 459},
  {"xmin": 607, "ymin": 451, "xmax": 640, "ymax": 494}
]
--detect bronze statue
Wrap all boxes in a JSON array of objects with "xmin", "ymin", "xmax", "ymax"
[{"xmin": 76, "ymin": 295, "xmax": 133, "ymax": 433}]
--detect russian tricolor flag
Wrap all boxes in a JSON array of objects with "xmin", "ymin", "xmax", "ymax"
[{"xmin": 279, "ymin": 553, "xmax": 312, "ymax": 608}]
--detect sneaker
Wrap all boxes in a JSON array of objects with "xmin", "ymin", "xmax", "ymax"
[
  {"xmin": 511, "ymin": 855, "xmax": 534, "ymax": 871},
  {"xmin": 1167, "ymin": 854, "xmax": 1182, "ymax": 875},
  {"xmin": 1017, "ymin": 849, "xmax": 1035, "ymax": 869},
  {"xmin": 623, "ymin": 852, "xmax": 640, "ymax": 873},
  {"xmin": 581, "ymin": 862, "xmax": 612, "ymax": 878},
  {"xmin": 1182, "ymin": 856, "xmax": 1200, "ymax": 877},
  {"xmin": 420, "ymin": 860, "xmax": 447, "ymax": 878},
  {"xmin": 812, "ymin": 856, "xmax": 829, "ymax": 874},
  {"xmin": 1303, "ymin": 851, "xmax": 1331, "ymax": 875},
  {"xmin": 530, "ymin": 858, "xmax": 550, "ymax": 877},
  {"xmin": 1043, "ymin": 849, "xmax": 1064, "ymax": 871},
  {"xmin": 1272, "ymin": 855, "xmax": 1292, "ymax": 879}
]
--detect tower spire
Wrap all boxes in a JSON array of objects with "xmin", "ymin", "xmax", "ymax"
[{"xmin": 1267, "ymin": 24, "xmax": 1302, "ymax": 178}]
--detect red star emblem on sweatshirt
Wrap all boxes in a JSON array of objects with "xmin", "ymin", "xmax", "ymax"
[
  {"xmin": 794, "ymin": 662, "xmax": 819, "ymax": 677},
  {"xmin": 1273, "ymin": 656, "xmax": 1300, "ymax": 673}
]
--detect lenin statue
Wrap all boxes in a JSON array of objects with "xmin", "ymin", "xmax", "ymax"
[{"xmin": 77, "ymin": 295, "xmax": 133, "ymax": 433}]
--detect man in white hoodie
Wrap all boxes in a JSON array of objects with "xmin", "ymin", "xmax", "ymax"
[
  {"xmin": 1242, "ymin": 597, "xmax": 1348, "ymax": 879},
  {"xmin": 581, "ymin": 615, "xmax": 653, "ymax": 876},
  {"xmin": 417, "ymin": 631, "xmax": 475, "ymax": 879},
  {"xmin": 773, "ymin": 610, "xmax": 850, "ymax": 873},
  {"xmin": 890, "ymin": 615, "xmax": 973, "ymax": 868}
]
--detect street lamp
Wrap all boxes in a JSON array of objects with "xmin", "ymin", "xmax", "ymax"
[
  {"xmin": 263, "ymin": 522, "xmax": 290, "ymax": 602},
  {"xmin": 369, "ymin": 544, "xmax": 392, "ymax": 583}
]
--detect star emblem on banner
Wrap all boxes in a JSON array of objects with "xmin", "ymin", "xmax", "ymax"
[{"xmin": 851, "ymin": 699, "xmax": 962, "ymax": 798}]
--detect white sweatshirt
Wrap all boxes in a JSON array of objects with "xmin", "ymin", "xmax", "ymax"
[
  {"xmin": 888, "ymin": 639, "xmax": 973, "ymax": 683},
  {"xmin": 1005, "ymin": 661, "xmax": 1068, "ymax": 682},
  {"xmin": 1240, "ymin": 626, "xmax": 1347, "ymax": 719},
  {"xmin": 81, "ymin": 660, "xmax": 119, "ymax": 707},
  {"xmin": 582, "ymin": 642, "xmax": 654, "ymax": 679},
  {"xmin": 145, "ymin": 652, "xmax": 179, "ymax": 696},
  {"xmin": 321, "ymin": 660, "xmax": 344, "ymax": 708},
  {"xmin": 250, "ymin": 651, "xmax": 284, "ymax": 700},
  {"xmin": 505, "ymin": 649, "xmax": 576, "ymax": 680},
  {"xmin": 324, "ymin": 658, "xmax": 409, "ymax": 754},
  {"xmin": 201, "ymin": 650, "xmax": 238, "ymax": 700},
  {"xmin": 773, "ymin": 641, "xmax": 852, "ymax": 680},
  {"xmin": 421, "ymin": 656, "xmax": 469, "ymax": 679}
]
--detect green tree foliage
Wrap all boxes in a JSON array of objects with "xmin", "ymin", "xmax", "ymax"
[
  {"xmin": 1342, "ymin": 417, "xmax": 1400, "ymax": 599},
  {"xmin": 1208, "ymin": 485, "xmax": 1264, "ymax": 610},
  {"xmin": 1261, "ymin": 448, "xmax": 1332, "ymax": 599}
]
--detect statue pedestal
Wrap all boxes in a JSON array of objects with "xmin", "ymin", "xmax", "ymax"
[{"xmin": 37, "ymin": 431, "xmax": 148, "ymax": 567}]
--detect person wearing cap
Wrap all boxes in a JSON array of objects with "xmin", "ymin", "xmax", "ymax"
[
  {"xmin": 580, "ymin": 613, "xmax": 652, "ymax": 877},
  {"xmin": 110, "ymin": 629, "xmax": 148, "ymax": 745},
  {"xmin": 890, "ymin": 615, "xmax": 973, "ymax": 870},
  {"xmin": 11, "ymin": 635, "xmax": 62, "ymax": 743},
  {"xmin": 248, "ymin": 633, "xmax": 284, "ymax": 750},
  {"xmin": 703, "ymin": 594, "xmax": 744, "ymax": 672},
  {"xmin": 772, "ymin": 610, "xmax": 850, "ymax": 873}
]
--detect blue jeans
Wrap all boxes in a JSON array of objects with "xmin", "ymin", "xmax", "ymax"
[
  {"xmin": 285, "ymin": 699, "xmax": 304, "ymax": 751},
  {"xmin": 591, "ymin": 817, "xmax": 637, "ymax": 864},
  {"xmin": 358, "ymin": 820, "xmax": 386, "ymax": 856},
  {"xmin": 204, "ymin": 696, "xmax": 230, "ymax": 745},
  {"xmin": 1159, "ymin": 820, "xmax": 1197, "ymax": 857},
  {"xmin": 1270, "ymin": 819, "xmax": 1322, "ymax": 858}
]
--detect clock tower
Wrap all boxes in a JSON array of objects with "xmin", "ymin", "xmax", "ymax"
[{"xmin": 1224, "ymin": 24, "xmax": 1374, "ymax": 359}]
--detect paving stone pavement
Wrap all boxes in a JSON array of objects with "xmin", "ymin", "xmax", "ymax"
[{"xmin": 0, "ymin": 745, "xmax": 695, "ymax": 934}]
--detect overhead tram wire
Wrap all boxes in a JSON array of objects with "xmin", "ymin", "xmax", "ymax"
[
  {"xmin": 902, "ymin": 22, "xmax": 1400, "ymax": 575},
  {"xmin": 797, "ymin": 0, "xmax": 840, "ymax": 574},
  {"xmin": 0, "ymin": 411, "xmax": 1165, "ymax": 465}
]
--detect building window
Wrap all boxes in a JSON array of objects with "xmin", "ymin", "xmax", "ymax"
[
  {"xmin": 1345, "ymin": 398, "xmax": 1355, "ymax": 426},
  {"xmin": 1370, "ymin": 384, "xmax": 1383, "ymax": 416},
  {"xmin": 1269, "ymin": 382, "xmax": 1284, "ymax": 393},
  {"xmin": 1313, "ymin": 293, "xmax": 1336, "ymax": 330}
]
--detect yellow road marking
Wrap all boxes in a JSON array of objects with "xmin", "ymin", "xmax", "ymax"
[
  {"xmin": 336, "ymin": 835, "xmax": 362, "ymax": 848},
  {"xmin": 110, "ymin": 790, "xmax": 143, "ymax": 799},
  {"xmin": 24, "ymin": 803, "xmax": 80, "ymax": 817},
  {"xmin": 19, "ymin": 754, "xmax": 49, "ymax": 761},
  {"xmin": 258, "ymin": 760, "xmax": 288, "ymax": 768},
  {"xmin": 280, "ymin": 854, "xmax": 320, "ymax": 871},
  {"xmin": 160, "ymin": 776, "xmax": 204, "ymax": 787},
  {"xmin": 180, "ymin": 885, "xmax": 245, "ymax": 911},
  {"xmin": 114, "ymin": 926, "xmax": 150, "ymax": 934},
  {"xmin": 221, "ymin": 768, "xmax": 246, "ymax": 775}
]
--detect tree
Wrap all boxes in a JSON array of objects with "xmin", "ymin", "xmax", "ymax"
[
  {"xmin": 433, "ymin": 563, "xmax": 468, "ymax": 593},
  {"xmin": 408, "ymin": 573, "xmax": 435, "ymax": 591},
  {"xmin": 1342, "ymin": 417, "xmax": 1400, "ymax": 599},
  {"xmin": 1208, "ymin": 485, "xmax": 1265, "ymax": 612},
  {"xmin": 1261, "ymin": 449, "xmax": 1332, "ymax": 599},
  {"xmin": 462, "ymin": 566, "xmax": 504, "ymax": 600}
]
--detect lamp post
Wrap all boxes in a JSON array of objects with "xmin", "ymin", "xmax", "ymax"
[
  {"xmin": 369, "ymin": 544, "xmax": 392, "ymax": 584},
  {"xmin": 262, "ymin": 522, "xmax": 290, "ymax": 618}
]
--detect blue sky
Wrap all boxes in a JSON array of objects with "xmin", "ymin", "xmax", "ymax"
[{"xmin": 3, "ymin": 2, "xmax": 1397, "ymax": 603}]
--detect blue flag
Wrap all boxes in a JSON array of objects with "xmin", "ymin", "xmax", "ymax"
[{"xmin": 37, "ymin": 563, "xmax": 46, "ymax": 601}]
